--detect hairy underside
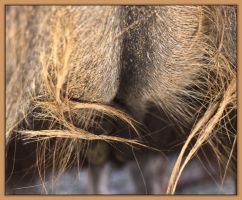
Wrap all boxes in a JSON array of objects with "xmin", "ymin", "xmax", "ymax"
[{"xmin": 6, "ymin": 5, "xmax": 237, "ymax": 194}]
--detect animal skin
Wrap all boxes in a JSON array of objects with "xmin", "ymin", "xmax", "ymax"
[{"xmin": 5, "ymin": 5, "xmax": 237, "ymax": 194}]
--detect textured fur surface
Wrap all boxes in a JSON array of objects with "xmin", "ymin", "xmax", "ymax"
[{"xmin": 6, "ymin": 5, "xmax": 237, "ymax": 194}]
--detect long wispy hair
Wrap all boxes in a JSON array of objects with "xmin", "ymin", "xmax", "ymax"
[{"xmin": 6, "ymin": 5, "xmax": 237, "ymax": 194}]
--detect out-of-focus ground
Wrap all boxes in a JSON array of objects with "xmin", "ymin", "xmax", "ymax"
[{"xmin": 7, "ymin": 153, "xmax": 236, "ymax": 195}]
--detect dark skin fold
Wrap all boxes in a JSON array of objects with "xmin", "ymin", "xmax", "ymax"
[{"xmin": 6, "ymin": 5, "xmax": 237, "ymax": 194}]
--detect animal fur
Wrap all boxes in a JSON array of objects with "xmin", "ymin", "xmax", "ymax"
[{"xmin": 6, "ymin": 5, "xmax": 237, "ymax": 194}]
